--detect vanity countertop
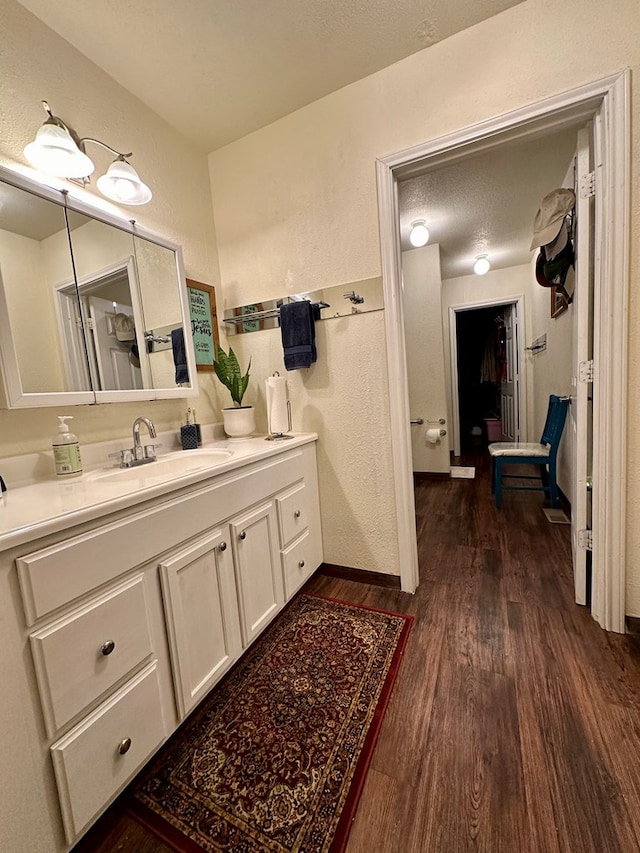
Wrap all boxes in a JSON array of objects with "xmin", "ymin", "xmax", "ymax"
[{"xmin": 0, "ymin": 433, "xmax": 318, "ymax": 553}]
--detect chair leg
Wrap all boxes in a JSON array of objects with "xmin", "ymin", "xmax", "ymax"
[
  {"xmin": 548, "ymin": 460, "xmax": 560, "ymax": 507},
  {"xmin": 539, "ymin": 464, "xmax": 550, "ymax": 501},
  {"xmin": 491, "ymin": 458, "xmax": 496, "ymax": 494},
  {"xmin": 494, "ymin": 459, "xmax": 503, "ymax": 509}
]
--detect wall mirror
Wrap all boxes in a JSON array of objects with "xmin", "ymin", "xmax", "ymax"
[{"xmin": 0, "ymin": 166, "xmax": 198, "ymax": 407}]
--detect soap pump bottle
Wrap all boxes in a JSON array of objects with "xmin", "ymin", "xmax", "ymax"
[{"xmin": 53, "ymin": 416, "xmax": 83, "ymax": 477}]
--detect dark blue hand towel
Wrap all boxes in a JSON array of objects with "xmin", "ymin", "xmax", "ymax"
[
  {"xmin": 171, "ymin": 328, "xmax": 189, "ymax": 384},
  {"xmin": 279, "ymin": 301, "xmax": 317, "ymax": 370}
]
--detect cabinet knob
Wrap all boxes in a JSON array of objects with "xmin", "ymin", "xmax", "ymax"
[
  {"xmin": 294, "ymin": 510, "xmax": 301, "ymax": 519},
  {"xmin": 101, "ymin": 640, "xmax": 116, "ymax": 656},
  {"xmin": 118, "ymin": 737, "xmax": 132, "ymax": 755},
  {"xmin": 219, "ymin": 541, "xmax": 227, "ymax": 552},
  {"xmin": 298, "ymin": 560, "xmax": 305, "ymax": 568},
  {"xmin": 239, "ymin": 530, "xmax": 246, "ymax": 540}
]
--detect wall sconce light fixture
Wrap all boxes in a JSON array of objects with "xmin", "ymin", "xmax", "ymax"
[
  {"xmin": 23, "ymin": 101, "xmax": 152, "ymax": 205},
  {"xmin": 409, "ymin": 219, "xmax": 430, "ymax": 247},
  {"xmin": 473, "ymin": 253, "xmax": 491, "ymax": 275}
]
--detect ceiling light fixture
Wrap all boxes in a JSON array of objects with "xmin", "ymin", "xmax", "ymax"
[
  {"xmin": 23, "ymin": 101, "xmax": 152, "ymax": 206},
  {"xmin": 473, "ymin": 254, "xmax": 490, "ymax": 275},
  {"xmin": 409, "ymin": 219, "xmax": 430, "ymax": 247}
]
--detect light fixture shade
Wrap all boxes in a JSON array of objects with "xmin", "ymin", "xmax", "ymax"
[
  {"xmin": 24, "ymin": 122, "xmax": 95, "ymax": 179},
  {"xmin": 96, "ymin": 158, "xmax": 152, "ymax": 205},
  {"xmin": 474, "ymin": 254, "xmax": 491, "ymax": 276},
  {"xmin": 409, "ymin": 220, "xmax": 430, "ymax": 248}
]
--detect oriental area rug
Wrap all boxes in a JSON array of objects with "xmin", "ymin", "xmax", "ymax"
[{"xmin": 129, "ymin": 593, "xmax": 412, "ymax": 853}]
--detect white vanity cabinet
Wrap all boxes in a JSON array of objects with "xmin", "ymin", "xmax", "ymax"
[
  {"xmin": 231, "ymin": 500, "xmax": 284, "ymax": 645},
  {"xmin": 159, "ymin": 526, "xmax": 243, "ymax": 718},
  {"xmin": 1, "ymin": 437, "xmax": 322, "ymax": 853}
]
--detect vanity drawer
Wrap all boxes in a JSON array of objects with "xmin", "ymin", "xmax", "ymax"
[
  {"xmin": 30, "ymin": 575, "xmax": 153, "ymax": 736},
  {"xmin": 281, "ymin": 530, "xmax": 316, "ymax": 598},
  {"xmin": 51, "ymin": 662, "xmax": 166, "ymax": 844},
  {"xmin": 276, "ymin": 482, "xmax": 308, "ymax": 547}
]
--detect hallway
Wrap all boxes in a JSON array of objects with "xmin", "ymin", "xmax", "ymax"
[
  {"xmin": 330, "ymin": 452, "xmax": 640, "ymax": 852},
  {"xmin": 75, "ymin": 453, "xmax": 640, "ymax": 852}
]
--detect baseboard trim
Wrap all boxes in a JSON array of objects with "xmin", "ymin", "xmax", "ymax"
[
  {"xmin": 318, "ymin": 563, "xmax": 402, "ymax": 590},
  {"xmin": 625, "ymin": 616, "xmax": 640, "ymax": 635},
  {"xmin": 413, "ymin": 471, "xmax": 450, "ymax": 482}
]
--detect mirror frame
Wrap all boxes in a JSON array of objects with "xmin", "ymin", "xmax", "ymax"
[{"xmin": 0, "ymin": 165, "xmax": 198, "ymax": 407}]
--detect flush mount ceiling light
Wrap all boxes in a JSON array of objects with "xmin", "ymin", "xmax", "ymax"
[
  {"xmin": 23, "ymin": 101, "xmax": 152, "ymax": 206},
  {"xmin": 473, "ymin": 254, "xmax": 491, "ymax": 275},
  {"xmin": 409, "ymin": 219, "xmax": 430, "ymax": 247}
]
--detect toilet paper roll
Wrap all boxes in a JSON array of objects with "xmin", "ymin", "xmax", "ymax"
[
  {"xmin": 426, "ymin": 428, "xmax": 441, "ymax": 444},
  {"xmin": 266, "ymin": 374, "xmax": 290, "ymax": 434}
]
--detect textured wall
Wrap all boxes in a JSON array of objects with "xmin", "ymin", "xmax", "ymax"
[
  {"xmin": 209, "ymin": 0, "xmax": 640, "ymax": 599},
  {"xmin": 226, "ymin": 310, "xmax": 397, "ymax": 575},
  {"xmin": 0, "ymin": 0, "xmax": 221, "ymax": 456},
  {"xmin": 403, "ymin": 244, "xmax": 451, "ymax": 473},
  {"xmin": 529, "ymin": 257, "xmax": 574, "ymax": 496}
]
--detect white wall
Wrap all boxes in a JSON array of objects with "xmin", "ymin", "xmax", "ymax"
[
  {"xmin": 209, "ymin": 0, "xmax": 640, "ymax": 605},
  {"xmin": 403, "ymin": 244, "xmax": 451, "ymax": 473},
  {"xmin": 0, "ymin": 228, "xmax": 67, "ymax": 391},
  {"xmin": 0, "ymin": 0, "xmax": 221, "ymax": 458},
  {"xmin": 528, "ymin": 257, "xmax": 574, "ymax": 496}
]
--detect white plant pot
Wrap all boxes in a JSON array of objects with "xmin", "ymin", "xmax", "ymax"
[{"xmin": 222, "ymin": 405, "xmax": 256, "ymax": 439}]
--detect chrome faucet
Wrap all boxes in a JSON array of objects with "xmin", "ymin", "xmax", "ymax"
[
  {"xmin": 132, "ymin": 416, "xmax": 157, "ymax": 462},
  {"xmin": 108, "ymin": 416, "xmax": 160, "ymax": 468}
]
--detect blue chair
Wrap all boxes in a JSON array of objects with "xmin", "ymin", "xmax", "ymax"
[{"xmin": 489, "ymin": 395, "xmax": 569, "ymax": 509}]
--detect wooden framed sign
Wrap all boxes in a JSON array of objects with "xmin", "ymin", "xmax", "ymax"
[{"xmin": 186, "ymin": 279, "xmax": 219, "ymax": 371}]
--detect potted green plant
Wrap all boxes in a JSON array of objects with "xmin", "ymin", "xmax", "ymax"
[{"xmin": 213, "ymin": 345, "xmax": 255, "ymax": 438}]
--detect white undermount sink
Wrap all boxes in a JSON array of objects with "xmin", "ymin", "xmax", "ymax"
[{"xmin": 85, "ymin": 449, "xmax": 234, "ymax": 482}]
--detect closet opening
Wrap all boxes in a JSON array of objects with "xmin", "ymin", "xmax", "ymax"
[{"xmin": 455, "ymin": 305, "xmax": 509, "ymax": 453}]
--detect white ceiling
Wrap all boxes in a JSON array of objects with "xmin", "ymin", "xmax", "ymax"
[
  {"xmin": 17, "ymin": 0, "xmax": 522, "ymax": 152},
  {"xmin": 398, "ymin": 127, "xmax": 581, "ymax": 279},
  {"xmin": 15, "ymin": 0, "xmax": 574, "ymax": 279}
]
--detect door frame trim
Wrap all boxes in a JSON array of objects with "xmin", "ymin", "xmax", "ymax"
[
  {"xmin": 448, "ymin": 295, "xmax": 526, "ymax": 456},
  {"xmin": 376, "ymin": 71, "xmax": 628, "ymax": 631}
]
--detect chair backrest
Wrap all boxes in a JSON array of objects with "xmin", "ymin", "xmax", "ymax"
[{"xmin": 540, "ymin": 394, "xmax": 569, "ymax": 452}]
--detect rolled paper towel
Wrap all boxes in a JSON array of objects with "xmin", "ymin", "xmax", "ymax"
[
  {"xmin": 266, "ymin": 374, "xmax": 290, "ymax": 434},
  {"xmin": 426, "ymin": 428, "xmax": 441, "ymax": 444}
]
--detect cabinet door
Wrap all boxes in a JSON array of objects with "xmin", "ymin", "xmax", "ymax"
[
  {"xmin": 231, "ymin": 501, "xmax": 284, "ymax": 646},
  {"xmin": 160, "ymin": 528, "xmax": 242, "ymax": 719}
]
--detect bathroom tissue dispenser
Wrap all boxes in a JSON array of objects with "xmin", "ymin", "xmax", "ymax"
[
  {"xmin": 426, "ymin": 427, "xmax": 447, "ymax": 444},
  {"xmin": 266, "ymin": 372, "xmax": 292, "ymax": 440}
]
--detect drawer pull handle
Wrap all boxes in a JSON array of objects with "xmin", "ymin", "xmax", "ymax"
[
  {"xmin": 239, "ymin": 530, "xmax": 246, "ymax": 540},
  {"xmin": 219, "ymin": 541, "xmax": 227, "ymax": 552},
  {"xmin": 118, "ymin": 737, "xmax": 132, "ymax": 755},
  {"xmin": 298, "ymin": 560, "xmax": 305, "ymax": 568},
  {"xmin": 294, "ymin": 510, "xmax": 301, "ymax": 518},
  {"xmin": 101, "ymin": 640, "xmax": 116, "ymax": 656}
]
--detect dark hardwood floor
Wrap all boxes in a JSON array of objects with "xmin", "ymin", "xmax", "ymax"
[{"xmin": 74, "ymin": 450, "xmax": 640, "ymax": 852}]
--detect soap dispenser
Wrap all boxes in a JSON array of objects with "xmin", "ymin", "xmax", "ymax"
[{"xmin": 53, "ymin": 416, "xmax": 83, "ymax": 477}]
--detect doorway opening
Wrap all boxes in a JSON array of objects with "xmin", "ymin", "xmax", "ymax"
[
  {"xmin": 456, "ymin": 305, "xmax": 508, "ymax": 452},
  {"xmin": 448, "ymin": 297, "xmax": 525, "ymax": 457},
  {"xmin": 376, "ymin": 72, "xmax": 629, "ymax": 632}
]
